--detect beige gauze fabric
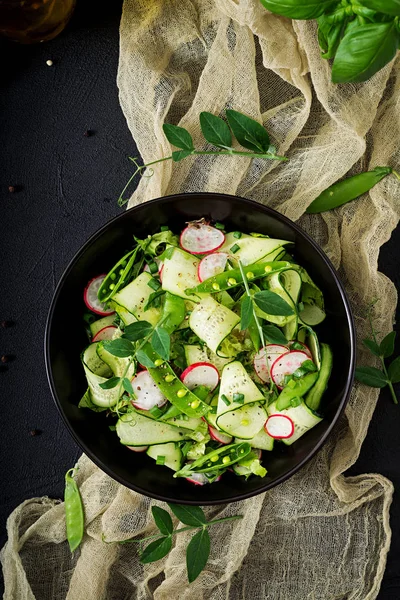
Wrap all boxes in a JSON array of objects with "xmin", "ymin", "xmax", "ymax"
[{"xmin": 2, "ymin": 0, "xmax": 400, "ymax": 598}]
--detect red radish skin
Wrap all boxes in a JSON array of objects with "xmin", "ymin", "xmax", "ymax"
[
  {"xmin": 264, "ymin": 414, "xmax": 294, "ymax": 439},
  {"xmin": 144, "ymin": 258, "xmax": 164, "ymax": 279},
  {"xmin": 208, "ymin": 425, "xmax": 233, "ymax": 444},
  {"xmin": 186, "ymin": 473, "xmax": 221, "ymax": 485},
  {"xmin": 92, "ymin": 325, "xmax": 117, "ymax": 342},
  {"xmin": 127, "ymin": 445, "xmax": 148, "ymax": 452},
  {"xmin": 288, "ymin": 341, "xmax": 312, "ymax": 358},
  {"xmin": 180, "ymin": 362, "xmax": 219, "ymax": 391},
  {"xmin": 198, "ymin": 252, "xmax": 229, "ymax": 282},
  {"xmin": 84, "ymin": 275, "xmax": 115, "ymax": 316},
  {"xmin": 270, "ymin": 350, "xmax": 311, "ymax": 388},
  {"xmin": 159, "ymin": 264, "xmax": 164, "ymax": 283},
  {"xmin": 253, "ymin": 344, "xmax": 288, "ymax": 383},
  {"xmin": 180, "ymin": 224, "xmax": 225, "ymax": 255},
  {"xmin": 131, "ymin": 370, "xmax": 167, "ymax": 411}
]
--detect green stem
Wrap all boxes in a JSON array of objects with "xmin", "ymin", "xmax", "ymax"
[
  {"xmin": 392, "ymin": 169, "xmax": 400, "ymax": 181},
  {"xmin": 205, "ymin": 515, "xmax": 243, "ymax": 526},
  {"xmin": 193, "ymin": 150, "xmax": 287, "ymax": 161},
  {"xmin": 368, "ymin": 308, "xmax": 398, "ymax": 405}
]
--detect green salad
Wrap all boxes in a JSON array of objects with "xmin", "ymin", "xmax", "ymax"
[{"xmin": 80, "ymin": 219, "xmax": 332, "ymax": 485}]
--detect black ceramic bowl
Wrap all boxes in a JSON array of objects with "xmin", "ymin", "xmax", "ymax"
[{"xmin": 46, "ymin": 193, "xmax": 355, "ymax": 505}]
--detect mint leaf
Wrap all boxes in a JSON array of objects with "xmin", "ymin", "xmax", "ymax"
[
  {"xmin": 123, "ymin": 321, "xmax": 153, "ymax": 342},
  {"xmin": 136, "ymin": 349, "xmax": 157, "ymax": 369},
  {"xmin": 226, "ymin": 110, "xmax": 270, "ymax": 153},
  {"xmin": 172, "ymin": 149, "xmax": 193, "ymax": 162},
  {"xmin": 140, "ymin": 536, "xmax": 172, "ymax": 564},
  {"xmin": 388, "ymin": 356, "xmax": 400, "ymax": 383},
  {"xmin": 122, "ymin": 377, "xmax": 134, "ymax": 395},
  {"xmin": 186, "ymin": 528, "xmax": 210, "ymax": 583},
  {"xmin": 152, "ymin": 327, "xmax": 170, "ymax": 361},
  {"xmin": 363, "ymin": 338, "xmax": 381, "ymax": 357},
  {"xmin": 262, "ymin": 324, "xmax": 288, "ymax": 345},
  {"xmin": 199, "ymin": 112, "xmax": 232, "ymax": 149},
  {"xmin": 355, "ymin": 366, "xmax": 388, "ymax": 388},
  {"xmin": 163, "ymin": 124, "xmax": 194, "ymax": 151},
  {"xmin": 240, "ymin": 296, "xmax": 253, "ymax": 330},
  {"xmin": 380, "ymin": 332, "xmax": 396, "ymax": 358},
  {"xmin": 99, "ymin": 377, "xmax": 121, "ymax": 390},
  {"xmin": 103, "ymin": 338, "xmax": 134, "ymax": 358},
  {"xmin": 253, "ymin": 290, "xmax": 294, "ymax": 316},
  {"xmin": 152, "ymin": 506, "xmax": 173, "ymax": 536},
  {"xmin": 167, "ymin": 504, "xmax": 206, "ymax": 526}
]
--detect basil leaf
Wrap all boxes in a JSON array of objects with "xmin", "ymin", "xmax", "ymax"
[
  {"xmin": 136, "ymin": 349, "xmax": 157, "ymax": 369},
  {"xmin": 240, "ymin": 296, "xmax": 253, "ymax": 330},
  {"xmin": 151, "ymin": 327, "xmax": 171, "ymax": 360},
  {"xmin": 388, "ymin": 356, "xmax": 400, "ymax": 383},
  {"xmin": 103, "ymin": 338, "xmax": 134, "ymax": 358},
  {"xmin": 226, "ymin": 110, "xmax": 270, "ymax": 153},
  {"xmin": 355, "ymin": 366, "xmax": 388, "ymax": 388},
  {"xmin": 259, "ymin": 0, "xmax": 336, "ymax": 20},
  {"xmin": 363, "ymin": 338, "xmax": 381, "ymax": 357},
  {"xmin": 172, "ymin": 149, "xmax": 193, "ymax": 162},
  {"xmin": 262, "ymin": 324, "xmax": 288, "ymax": 345},
  {"xmin": 152, "ymin": 506, "xmax": 173, "ymax": 536},
  {"xmin": 122, "ymin": 377, "xmax": 134, "ymax": 395},
  {"xmin": 253, "ymin": 290, "xmax": 294, "ymax": 316},
  {"xmin": 140, "ymin": 536, "xmax": 172, "ymax": 564},
  {"xmin": 318, "ymin": 15, "xmax": 347, "ymax": 59},
  {"xmin": 363, "ymin": 0, "xmax": 400, "ymax": 16},
  {"xmin": 99, "ymin": 376, "xmax": 121, "ymax": 390},
  {"xmin": 199, "ymin": 112, "xmax": 232, "ymax": 149},
  {"xmin": 332, "ymin": 22, "xmax": 400, "ymax": 83},
  {"xmin": 167, "ymin": 503, "xmax": 206, "ymax": 526},
  {"xmin": 163, "ymin": 124, "xmax": 194, "ymax": 151},
  {"xmin": 380, "ymin": 331, "xmax": 396, "ymax": 358},
  {"xmin": 186, "ymin": 528, "xmax": 210, "ymax": 583},
  {"xmin": 123, "ymin": 321, "xmax": 153, "ymax": 342}
]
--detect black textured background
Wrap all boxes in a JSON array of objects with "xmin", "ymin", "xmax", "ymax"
[{"xmin": 1, "ymin": 2, "xmax": 399, "ymax": 598}]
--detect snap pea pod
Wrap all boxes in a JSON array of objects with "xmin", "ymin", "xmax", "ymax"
[
  {"xmin": 148, "ymin": 363, "xmax": 210, "ymax": 418},
  {"xmin": 98, "ymin": 246, "xmax": 140, "ymax": 303},
  {"xmin": 306, "ymin": 167, "xmax": 394, "ymax": 214},
  {"xmin": 64, "ymin": 468, "xmax": 84, "ymax": 553},
  {"xmin": 174, "ymin": 442, "xmax": 252, "ymax": 477},
  {"xmin": 162, "ymin": 292, "xmax": 186, "ymax": 334},
  {"xmin": 276, "ymin": 372, "xmax": 319, "ymax": 411},
  {"xmin": 187, "ymin": 261, "xmax": 293, "ymax": 294}
]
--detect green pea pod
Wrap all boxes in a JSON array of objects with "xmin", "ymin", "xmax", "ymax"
[
  {"xmin": 188, "ymin": 261, "xmax": 293, "ymax": 294},
  {"xmin": 64, "ymin": 468, "xmax": 84, "ymax": 553},
  {"xmin": 174, "ymin": 442, "xmax": 252, "ymax": 477},
  {"xmin": 98, "ymin": 246, "xmax": 139, "ymax": 303},
  {"xmin": 162, "ymin": 292, "xmax": 186, "ymax": 334},
  {"xmin": 306, "ymin": 167, "xmax": 393, "ymax": 214}
]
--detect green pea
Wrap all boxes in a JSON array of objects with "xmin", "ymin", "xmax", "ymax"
[
  {"xmin": 109, "ymin": 283, "xmax": 115, "ymax": 290},
  {"xmin": 246, "ymin": 272, "xmax": 254, "ymax": 279},
  {"xmin": 110, "ymin": 273, "xmax": 116, "ymax": 280},
  {"xmin": 177, "ymin": 389, "xmax": 187, "ymax": 398},
  {"xmin": 227, "ymin": 278, "xmax": 237, "ymax": 286},
  {"xmin": 164, "ymin": 374, "xmax": 174, "ymax": 383},
  {"xmin": 64, "ymin": 468, "xmax": 84, "ymax": 553},
  {"xmin": 210, "ymin": 455, "xmax": 219, "ymax": 462},
  {"xmin": 212, "ymin": 282, "xmax": 220, "ymax": 291},
  {"xmin": 222, "ymin": 456, "xmax": 230, "ymax": 465},
  {"xmin": 190, "ymin": 399, "xmax": 200, "ymax": 409},
  {"xmin": 154, "ymin": 359, "xmax": 164, "ymax": 367}
]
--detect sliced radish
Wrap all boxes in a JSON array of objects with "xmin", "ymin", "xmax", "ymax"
[
  {"xmin": 180, "ymin": 224, "xmax": 225, "ymax": 255},
  {"xmin": 288, "ymin": 341, "xmax": 312, "ymax": 358},
  {"xmin": 198, "ymin": 253, "xmax": 229, "ymax": 282},
  {"xmin": 264, "ymin": 414, "xmax": 294, "ymax": 439},
  {"xmin": 127, "ymin": 445, "xmax": 148, "ymax": 452},
  {"xmin": 92, "ymin": 325, "xmax": 117, "ymax": 342},
  {"xmin": 208, "ymin": 425, "xmax": 233, "ymax": 445},
  {"xmin": 144, "ymin": 258, "xmax": 163, "ymax": 279},
  {"xmin": 131, "ymin": 370, "xmax": 167, "ymax": 410},
  {"xmin": 253, "ymin": 344, "xmax": 288, "ymax": 383},
  {"xmin": 186, "ymin": 472, "xmax": 222, "ymax": 486},
  {"xmin": 180, "ymin": 362, "xmax": 219, "ymax": 391},
  {"xmin": 270, "ymin": 351, "xmax": 311, "ymax": 388},
  {"xmin": 253, "ymin": 448, "xmax": 262, "ymax": 459},
  {"xmin": 159, "ymin": 264, "xmax": 164, "ymax": 283},
  {"xmin": 84, "ymin": 275, "xmax": 115, "ymax": 316}
]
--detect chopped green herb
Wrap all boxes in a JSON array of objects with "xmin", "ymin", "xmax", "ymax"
[
  {"xmin": 214, "ymin": 222, "xmax": 225, "ymax": 230},
  {"xmin": 181, "ymin": 441, "xmax": 193, "ymax": 458},
  {"xmin": 233, "ymin": 231, "xmax": 242, "ymax": 239},
  {"xmin": 221, "ymin": 394, "xmax": 230, "ymax": 406},
  {"xmin": 108, "ymin": 425, "xmax": 116, "ymax": 431},
  {"xmin": 156, "ymin": 456, "xmax": 166, "ymax": 466},
  {"xmin": 230, "ymin": 244, "xmax": 240, "ymax": 254},
  {"xmin": 233, "ymin": 393, "xmax": 245, "ymax": 404},
  {"xmin": 150, "ymin": 406, "xmax": 163, "ymax": 419},
  {"xmin": 147, "ymin": 277, "xmax": 161, "ymax": 291},
  {"xmin": 148, "ymin": 261, "xmax": 159, "ymax": 274},
  {"xmin": 160, "ymin": 225, "xmax": 169, "ymax": 231}
]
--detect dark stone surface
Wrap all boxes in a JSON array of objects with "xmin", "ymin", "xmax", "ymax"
[{"xmin": 0, "ymin": 2, "xmax": 398, "ymax": 597}]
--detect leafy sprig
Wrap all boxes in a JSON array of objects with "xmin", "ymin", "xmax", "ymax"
[
  {"xmin": 355, "ymin": 303, "xmax": 399, "ymax": 404},
  {"xmin": 118, "ymin": 110, "xmax": 286, "ymax": 206},
  {"xmin": 104, "ymin": 504, "xmax": 243, "ymax": 583}
]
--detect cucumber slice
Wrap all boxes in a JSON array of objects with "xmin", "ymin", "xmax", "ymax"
[
  {"xmin": 116, "ymin": 412, "xmax": 190, "ymax": 446},
  {"xmin": 111, "ymin": 272, "xmax": 162, "ymax": 326},
  {"xmin": 219, "ymin": 232, "xmax": 291, "ymax": 266},
  {"xmin": 165, "ymin": 415, "xmax": 204, "ymax": 431},
  {"xmin": 89, "ymin": 314, "xmax": 116, "ymax": 338},
  {"xmin": 267, "ymin": 401, "xmax": 322, "ymax": 446},
  {"xmin": 147, "ymin": 442, "xmax": 183, "ymax": 471},
  {"xmin": 184, "ymin": 344, "xmax": 233, "ymax": 373},
  {"xmin": 216, "ymin": 403, "xmax": 267, "ymax": 439},
  {"xmin": 217, "ymin": 361, "xmax": 265, "ymax": 415},
  {"xmin": 304, "ymin": 327, "xmax": 321, "ymax": 369},
  {"xmin": 189, "ymin": 296, "xmax": 240, "ymax": 358},
  {"xmin": 81, "ymin": 344, "xmax": 120, "ymax": 408},
  {"xmin": 161, "ymin": 247, "xmax": 205, "ymax": 302},
  {"xmin": 256, "ymin": 269, "xmax": 301, "ymax": 327},
  {"xmin": 97, "ymin": 341, "xmax": 136, "ymax": 379},
  {"xmin": 299, "ymin": 304, "xmax": 326, "ymax": 326},
  {"xmin": 235, "ymin": 426, "xmax": 274, "ymax": 451},
  {"xmin": 305, "ymin": 343, "xmax": 333, "ymax": 411},
  {"xmin": 108, "ymin": 300, "xmax": 137, "ymax": 326},
  {"xmin": 82, "ymin": 343, "xmax": 112, "ymax": 377}
]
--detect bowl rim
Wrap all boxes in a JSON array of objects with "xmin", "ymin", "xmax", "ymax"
[{"xmin": 45, "ymin": 192, "xmax": 356, "ymax": 505}]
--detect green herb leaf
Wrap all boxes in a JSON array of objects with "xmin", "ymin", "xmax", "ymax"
[
  {"xmin": 363, "ymin": 338, "xmax": 381, "ymax": 357},
  {"xmin": 380, "ymin": 331, "xmax": 396, "ymax": 358},
  {"xmin": 99, "ymin": 377, "xmax": 121, "ymax": 390},
  {"xmin": 136, "ymin": 349, "xmax": 157, "ymax": 368},
  {"xmin": 262, "ymin": 324, "xmax": 288, "ymax": 345},
  {"xmin": 362, "ymin": 0, "xmax": 400, "ymax": 16},
  {"xmin": 355, "ymin": 366, "xmax": 388, "ymax": 388},
  {"xmin": 199, "ymin": 112, "xmax": 232, "ymax": 149},
  {"xmin": 226, "ymin": 110, "xmax": 270, "ymax": 153},
  {"xmin": 240, "ymin": 296, "xmax": 253, "ymax": 330},
  {"xmin": 186, "ymin": 528, "xmax": 210, "ymax": 583},
  {"xmin": 167, "ymin": 504, "xmax": 206, "ymax": 526},
  {"xmin": 144, "ymin": 290, "xmax": 165, "ymax": 311},
  {"xmin": 317, "ymin": 15, "xmax": 346, "ymax": 59},
  {"xmin": 123, "ymin": 321, "xmax": 153, "ymax": 342},
  {"xmin": 172, "ymin": 149, "xmax": 193, "ymax": 162},
  {"xmin": 300, "ymin": 359, "xmax": 318, "ymax": 373},
  {"xmin": 253, "ymin": 290, "xmax": 294, "ymax": 316},
  {"xmin": 332, "ymin": 22, "xmax": 399, "ymax": 84},
  {"xmin": 103, "ymin": 338, "xmax": 134, "ymax": 358},
  {"xmin": 122, "ymin": 377, "xmax": 134, "ymax": 395},
  {"xmin": 140, "ymin": 536, "xmax": 172, "ymax": 564},
  {"xmin": 152, "ymin": 327, "xmax": 171, "ymax": 361},
  {"xmin": 152, "ymin": 506, "xmax": 173, "ymax": 535},
  {"xmin": 259, "ymin": 0, "xmax": 336, "ymax": 19},
  {"xmin": 388, "ymin": 356, "xmax": 400, "ymax": 383},
  {"xmin": 163, "ymin": 124, "xmax": 194, "ymax": 151}
]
